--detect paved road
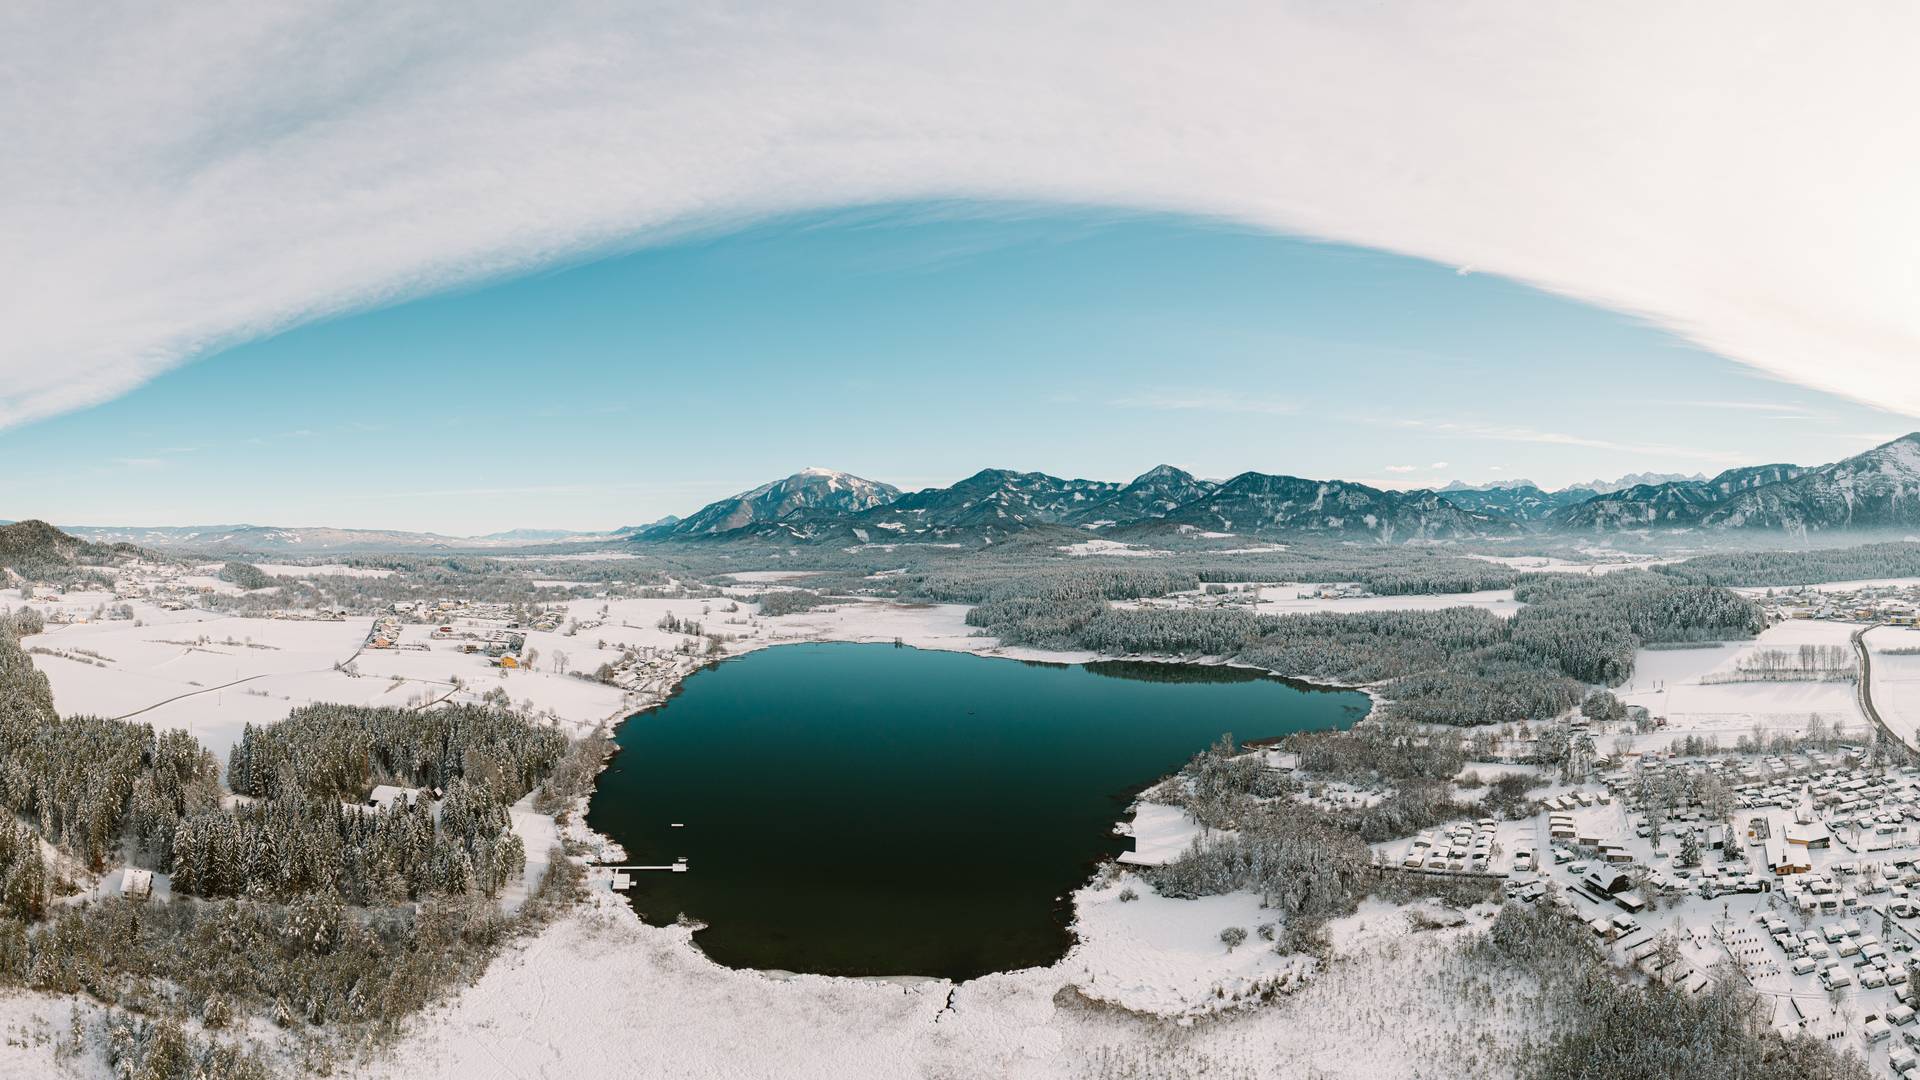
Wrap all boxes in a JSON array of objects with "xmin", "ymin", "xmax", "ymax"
[{"xmin": 1853, "ymin": 623, "xmax": 1912, "ymax": 753}]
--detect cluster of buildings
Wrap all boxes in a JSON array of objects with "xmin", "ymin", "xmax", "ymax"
[
  {"xmin": 110, "ymin": 563, "xmax": 227, "ymax": 610},
  {"xmin": 1401, "ymin": 817, "xmax": 1503, "ymax": 874},
  {"xmin": 1305, "ymin": 583, "xmax": 1373, "ymax": 600},
  {"xmin": 364, "ymin": 612, "xmax": 434, "ymax": 652},
  {"xmin": 365, "ymin": 616, "xmax": 526, "ymax": 664},
  {"xmin": 381, "ymin": 600, "xmax": 552, "ymax": 665},
  {"xmin": 453, "ymin": 628, "xmax": 528, "ymax": 665},
  {"xmin": 1370, "ymin": 733, "xmax": 1920, "ymax": 1062},
  {"xmin": 406, "ymin": 598, "xmax": 565, "ymax": 633},
  {"xmin": 1761, "ymin": 583, "xmax": 1920, "ymax": 626},
  {"xmin": 594, "ymin": 647, "xmax": 706, "ymax": 695},
  {"xmin": 261, "ymin": 606, "xmax": 350, "ymax": 622},
  {"xmin": 1596, "ymin": 744, "xmax": 1862, "ymax": 802},
  {"xmin": 1556, "ymin": 758, "xmax": 1920, "ymax": 1057}
]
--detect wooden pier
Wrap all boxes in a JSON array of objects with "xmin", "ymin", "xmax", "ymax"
[{"xmin": 598, "ymin": 859, "xmax": 689, "ymax": 890}]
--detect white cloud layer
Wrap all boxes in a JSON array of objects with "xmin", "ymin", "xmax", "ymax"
[{"xmin": 5, "ymin": 2, "xmax": 1918, "ymax": 428}]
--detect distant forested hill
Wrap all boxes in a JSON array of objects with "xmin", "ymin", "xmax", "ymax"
[{"xmin": 0, "ymin": 519, "xmax": 140, "ymax": 579}]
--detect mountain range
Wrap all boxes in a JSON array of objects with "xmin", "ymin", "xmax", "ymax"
[
  {"xmin": 54, "ymin": 522, "xmax": 665, "ymax": 555},
  {"xmin": 640, "ymin": 433, "xmax": 1920, "ymax": 544},
  {"xmin": 21, "ymin": 434, "xmax": 1920, "ymax": 555}
]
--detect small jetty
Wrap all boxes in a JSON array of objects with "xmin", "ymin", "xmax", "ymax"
[{"xmin": 599, "ymin": 858, "xmax": 689, "ymax": 890}]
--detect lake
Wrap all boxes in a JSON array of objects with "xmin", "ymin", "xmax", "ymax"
[{"xmin": 585, "ymin": 642, "xmax": 1369, "ymax": 979}]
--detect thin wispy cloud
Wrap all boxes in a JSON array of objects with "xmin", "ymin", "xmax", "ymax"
[
  {"xmin": 106, "ymin": 445, "xmax": 200, "ymax": 471},
  {"xmin": 1809, "ymin": 431, "xmax": 1904, "ymax": 445},
  {"xmin": 1373, "ymin": 417, "xmax": 1751, "ymax": 465},
  {"xmin": 1383, "ymin": 464, "xmax": 1418, "ymax": 473},
  {"xmin": 3, "ymin": 3, "xmax": 1918, "ymax": 431},
  {"xmin": 1107, "ymin": 392, "xmax": 1298, "ymax": 416},
  {"xmin": 1656, "ymin": 400, "xmax": 1822, "ymax": 414},
  {"xmin": 1653, "ymin": 400, "xmax": 1831, "ymax": 423}
]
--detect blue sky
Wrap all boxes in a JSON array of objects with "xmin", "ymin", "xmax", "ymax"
[{"xmin": 0, "ymin": 203, "xmax": 1904, "ymax": 535}]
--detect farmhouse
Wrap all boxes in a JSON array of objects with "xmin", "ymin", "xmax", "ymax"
[
  {"xmin": 367, "ymin": 785, "xmax": 426, "ymax": 812},
  {"xmin": 1765, "ymin": 835, "xmax": 1813, "ymax": 875},
  {"xmin": 1584, "ymin": 868, "xmax": 1633, "ymax": 896},
  {"xmin": 120, "ymin": 867, "xmax": 153, "ymax": 900}
]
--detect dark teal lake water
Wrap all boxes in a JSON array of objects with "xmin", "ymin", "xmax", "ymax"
[{"xmin": 585, "ymin": 642, "xmax": 1368, "ymax": 979}]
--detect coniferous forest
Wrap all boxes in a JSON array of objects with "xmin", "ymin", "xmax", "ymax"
[
  {"xmin": 966, "ymin": 569, "xmax": 1762, "ymax": 725},
  {"xmin": 0, "ymin": 619, "xmax": 590, "ymax": 1077}
]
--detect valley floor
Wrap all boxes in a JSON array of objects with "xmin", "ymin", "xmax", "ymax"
[
  {"xmin": 0, "ymin": 567, "xmax": 1891, "ymax": 1079},
  {"xmin": 7, "ymin": 583, "xmax": 1091, "ymax": 763}
]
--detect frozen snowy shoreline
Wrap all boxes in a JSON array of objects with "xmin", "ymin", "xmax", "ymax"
[{"xmin": 564, "ymin": 597, "xmax": 1373, "ymax": 979}]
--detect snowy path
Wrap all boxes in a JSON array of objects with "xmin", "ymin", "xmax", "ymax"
[{"xmin": 109, "ymin": 669, "xmax": 292, "ymax": 721}]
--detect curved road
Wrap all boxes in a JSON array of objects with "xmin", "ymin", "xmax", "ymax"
[{"xmin": 1852, "ymin": 623, "xmax": 1911, "ymax": 753}]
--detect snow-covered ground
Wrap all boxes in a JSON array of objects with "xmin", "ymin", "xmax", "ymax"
[
  {"xmin": 1055, "ymin": 539, "xmax": 1170, "ymax": 557},
  {"xmin": 1616, "ymin": 619, "xmax": 1869, "ymax": 749},
  {"xmin": 2, "ymin": 584, "xmax": 1108, "ymax": 765},
  {"xmin": 1465, "ymin": 552, "xmax": 1674, "ymax": 575},
  {"xmin": 749, "ymin": 598, "xmax": 1105, "ymax": 664},
  {"xmin": 1528, "ymin": 764, "xmax": 1920, "ymax": 1075},
  {"xmin": 1115, "ymin": 801, "xmax": 1206, "ymax": 867},
  {"xmin": 722, "ymin": 569, "xmax": 825, "ymax": 583},
  {"xmin": 1068, "ymin": 870, "xmax": 1316, "ymax": 1018},
  {"xmin": 19, "ymin": 569, "xmax": 1903, "ymax": 1077},
  {"xmin": 1739, "ymin": 577, "xmax": 1920, "ymax": 595},
  {"xmin": 0, "ymin": 782, "xmax": 1525, "ymax": 1080},
  {"xmin": 1868, "ymin": 625, "xmax": 1920, "ymax": 749},
  {"xmin": 252, "ymin": 563, "xmax": 397, "ymax": 579},
  {"xmin": 1255, "ymin": 585, "xmax": 1522, "ymax": 619},
  {"xmin": 0, "ymin": 995, "xmax": 82, "ymax": 1077},
  {"xmin": 19, "ymin": 603, "xmax": 374, "ymax": 755},
  {"xmin": 351, "ymin": 875, "xmax": 1512, "ymax": 1080}
]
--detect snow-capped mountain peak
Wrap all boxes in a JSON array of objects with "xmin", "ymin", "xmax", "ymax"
[{"xmin": 663, "ymin": 470, "xmax": 902, "ymax": 536}]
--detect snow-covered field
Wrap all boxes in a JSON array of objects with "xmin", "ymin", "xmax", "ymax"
[
  {"xmin": 2, "ymin": 585, "xmax": 1100, "ymax": 765},
  {"xmin": 353, "ymin": 873, "xmax": 1517, "ymax": 1080},
  {"xmin": 1615, "ymin": 619, "xmax": 1868, "ymax": 749},
  {"xmin": 252, "ymin": 563, "xmax": 397, "ymax": 579},
  {"xmin": 1255, "ymin": 585, "xmax": 1521, "ymax": 619},
  {"xmin": 722, "ymin": 569, "xmax": 825, "ymax": 583},
  {"xmin": 5, "ymin": 589, "xmax": 704, "ymax": 756},
  {"xmin": 19, "ymin": 601, "xmax": 373, "ymax": 753},
  {"xmin": 1868, "ymin": 625, "xmax": 1920, "ymax": 749},
  {"xmin": 1465, "ymin": 552, "xmax": 1673, "ymax": 575},
  {"xmin": 1056, "ymin": 539, "xmax": 1170, "ymax": 557}
]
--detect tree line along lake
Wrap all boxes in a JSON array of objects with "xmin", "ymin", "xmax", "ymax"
[{"xmin": 586, "ymin": 642, "xmax": 1370, "ymax": 980}]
